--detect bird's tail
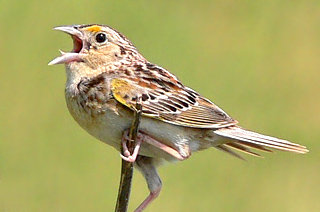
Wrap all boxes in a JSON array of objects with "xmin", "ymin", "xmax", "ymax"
[{"xmin": 213, "ymin": 126, "xmax": 308, "ymax": 160}]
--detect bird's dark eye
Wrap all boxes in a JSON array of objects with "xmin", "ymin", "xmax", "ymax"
[{"xmin": 95, "ymin": 33, "xmax": 107, "ymax": 43}]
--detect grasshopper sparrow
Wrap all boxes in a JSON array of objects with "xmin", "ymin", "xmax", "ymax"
[{"xmin": 49, "ymin": 24, "xmax": 308, "ymax": 212}]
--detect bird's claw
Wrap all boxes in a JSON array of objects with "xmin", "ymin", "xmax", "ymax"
[
  {"xmin": 120, "ymin": 130, "xmax": 142, "ymax": 163},
  {"xmin": 120, "ymin": 153, "xmax": 138, "ymax": 163}
]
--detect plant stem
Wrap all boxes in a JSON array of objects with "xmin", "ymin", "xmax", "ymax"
[{"xmin": 115, "ymin": 100, "xmax": 142, "ymax": 212}]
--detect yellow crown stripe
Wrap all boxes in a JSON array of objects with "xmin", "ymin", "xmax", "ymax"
[{"xmin": 85, "ymin": 25, "xmax": 102, "ymax": 32}]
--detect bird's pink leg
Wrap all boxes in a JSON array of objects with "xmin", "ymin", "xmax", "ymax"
[
  {"xmin": 142, "ymin": 134, "xmax": 187, "ymax": 160},
  {"xmin": 135, "ymin": 156, "xmax": 162, "ymax": 212},
  {"xmin": 121, "ymin": 131, "xmax": 187, "ymax": 163},
  {"xmin": 134, "ymin": 187, "xmax": 161, "ymax": 212}
]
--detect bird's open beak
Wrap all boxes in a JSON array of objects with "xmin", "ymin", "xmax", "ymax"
[{"xmin": 48, "ymin": 25, "xmax": 85, "ymax": 65}]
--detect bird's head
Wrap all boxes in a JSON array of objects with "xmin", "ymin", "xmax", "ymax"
[{"xmin": 49, "ymin": 24, "xmax": 140, "ymax": 68}]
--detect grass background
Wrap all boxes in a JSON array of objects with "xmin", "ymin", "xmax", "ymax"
[{"xmin": 0, "ymin": 1, "xmax": 319, "ymax": 211}]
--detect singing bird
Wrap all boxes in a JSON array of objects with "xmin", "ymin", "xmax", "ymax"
[{"xmin": 49, "ymin": 24, "xmax": 308, "ymax": 212}]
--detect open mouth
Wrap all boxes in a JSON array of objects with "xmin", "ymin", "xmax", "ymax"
[
  {"xmin": 48, "ymin": 25, "xmax": 85, "ymax": 65},
  {"xmin": 72, "ymin": 35, "xmax": 83, "ymax": 53}
]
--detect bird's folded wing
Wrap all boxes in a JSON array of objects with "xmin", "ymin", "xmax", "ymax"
[{"xmin": 111, "ymin": 78, "xmax": 238, "ymax": 128}]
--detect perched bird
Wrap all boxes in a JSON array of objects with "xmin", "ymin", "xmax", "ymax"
[{"xmin": 49, "ymin": 24, "xmax": 308, "ymax": 212}]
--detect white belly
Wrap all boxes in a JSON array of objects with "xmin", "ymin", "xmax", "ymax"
[{"xmin": 65, "ymin": 96, "xmax": 210, "ymax": 162}]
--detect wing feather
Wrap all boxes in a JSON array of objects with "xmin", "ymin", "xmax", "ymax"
[{"xmin": 111, "ymin": 78, "xmax": 237, "ymax": 128}]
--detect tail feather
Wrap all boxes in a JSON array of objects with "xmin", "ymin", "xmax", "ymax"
[
  {"xmin": 214, "ymin": 126, "xmax": 308, "ymax": 157},
  {"xmin": 216, "ymin": 144, "xmax": 246, "ymax": 160},
  {"xmin": 224, "ymin": 142, "xmax": 263, "ymax": 157},
  {"xmin": 236, "ymin": 141, "xmax": 273, "ymax": 153}
]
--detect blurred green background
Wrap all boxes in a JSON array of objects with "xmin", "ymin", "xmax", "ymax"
[{"xmin": 0, "ymin": 1, "xmax": 319, "ymax": 211}]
